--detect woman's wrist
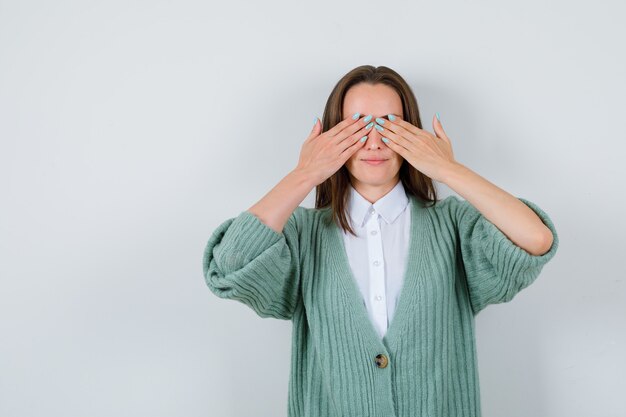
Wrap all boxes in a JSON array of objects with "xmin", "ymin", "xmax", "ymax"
[{"xmin": 289, "ymin": 167, "xmax": 319, "ymax": 190}]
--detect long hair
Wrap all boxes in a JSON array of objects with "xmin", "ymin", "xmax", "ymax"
[{"xmin": 315, "ymin": 65, "xmax": 439, "ymax": 237}]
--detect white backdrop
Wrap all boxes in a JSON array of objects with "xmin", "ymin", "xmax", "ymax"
[{"xmin": 1, "ymin": 0, "xmax": 624, "ymax": 416}]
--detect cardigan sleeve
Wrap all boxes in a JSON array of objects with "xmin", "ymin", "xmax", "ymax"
[
  {"xmin": 202, "ymin": 208, "xmax": 302, "ymax": 321},
  {"xmin": 450, "ymin": 195, "xmax": 559, "ymax": 316}
]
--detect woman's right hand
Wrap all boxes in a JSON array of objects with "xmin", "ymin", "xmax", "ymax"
[{"xmin": 295, "ymin": 113, "xmax": 374, "ymax": 186}]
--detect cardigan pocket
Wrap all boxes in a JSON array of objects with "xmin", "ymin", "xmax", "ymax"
[
  {"xmin": 451, "ymin": 196, "xmax": 560, "ymax": 316},
  {"xmin": 203, "ymin": 208, "xmax": 303, "ymax": 320}
]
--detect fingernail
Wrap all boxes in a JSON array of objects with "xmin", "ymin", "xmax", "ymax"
[
  {"xmin": 363, "ymin": 114, "xmax": 373, "ymax": 123},
  {"xmin": 388, "ymin": 114, "xmax": 396, "ymax": 121},
  {"xmin": 375, "ymin": 117, "xmax": 385, "ymax": 125},
  {"xmin": 352, "ymin": 112, "xmax": 360, "ymax": 120},
  {"xmin": 375, "ymin": 124, "xmax": 384, "ymax": 132},
  {"xmin": 365, "ymin": 121, "xmax": 374, "ymax": 129},
  {"xmin": 313, "ymin": 117, "xmax": 318, "ymax": 126},
  {"xmin": 382, "ymin": 137, "xmax": 389, "ymax": 143},
  {"xmin": 436, "ymin": 112, "xmax": 440, "ymax": 122},
  {"xmin": 360, "ymin": 135, "xmax": 368, "ymax": 143}
]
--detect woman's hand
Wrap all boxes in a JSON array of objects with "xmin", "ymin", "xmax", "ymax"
[
  {"xmin": 378, "ymin": 114, "xmax": 457, "ymax": 183},
  {"xmin": 295, "ymin": 113, "xmax": 375, "ymax": 186}
]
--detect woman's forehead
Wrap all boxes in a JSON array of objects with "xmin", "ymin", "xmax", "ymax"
[{"xmin": 343, "ymin": 89, "xmax": 403, "ymax": 118}]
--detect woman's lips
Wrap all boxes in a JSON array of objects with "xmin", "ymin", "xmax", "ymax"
[{"xmin": 362, "ymin": 159, "xmax": 388, "ymax": 166}]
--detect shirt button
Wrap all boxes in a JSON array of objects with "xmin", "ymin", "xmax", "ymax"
[
  {"xmin": 369, "ymin": 208, "xmax": 375, "ymax": 214},
  {"xmin": 375, "ymin": 353, "xmax": 388, "ymax": 368},
  {"xmin": 370, "ymin": 230, "xmax": 378, "ymax": 235},
  {"xmin": 375, "ymin": 295, "xmax": 382, "ymax": 301},
  {"xmin": 373, "ymin": 260, "xmax": 380, "ymax": 266}
]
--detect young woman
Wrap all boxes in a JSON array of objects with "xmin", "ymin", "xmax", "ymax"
[{"xmin": 203, "ymin": 65, "xmax": 559, "ymax": 417}]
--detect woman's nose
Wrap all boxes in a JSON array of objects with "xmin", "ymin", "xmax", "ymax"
[{"xmin": 367, "ymin": 129, "xmax": 384, "ymax": 149}]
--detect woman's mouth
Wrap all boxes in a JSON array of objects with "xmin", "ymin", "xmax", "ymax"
[{"xmin": 362, "ymin": 159, "xmax": 388, "ymax": 166}]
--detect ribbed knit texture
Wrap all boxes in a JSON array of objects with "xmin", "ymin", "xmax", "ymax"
[{"xmin": 202, "ymin": 194, "xmax": 559, "ymax": 417}]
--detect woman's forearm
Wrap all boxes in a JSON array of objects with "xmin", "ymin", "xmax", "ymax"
[
  {"xmin": 247, "ymin": 169, "xmax": 316, "ymax": 234},
  {"xmin": 442, "ymin": 162, "xmax": 554, "ymax": 256}
]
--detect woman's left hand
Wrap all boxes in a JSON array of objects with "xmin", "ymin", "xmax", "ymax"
[{"xmin": 380, "ymin": 114, "xmax": 457, "ymax": 183}]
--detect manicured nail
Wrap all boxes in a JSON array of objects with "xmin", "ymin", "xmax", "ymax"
[
  {"xmin": 382, "ymin": 137, "xmax": 389, "ymax": 143},
  {"xmin": 365, "ymin": 121, "xmax": 374, "ymax": 129},
  {"xmin": 436, "ymin": 112, "xmax": 440, "ymax": 121},
  {"xmin": 313, "ymin": 117, "xmax": 318, "ymax": 126},
  {"xmin": 363, "ymin": 114, "xmax": 373, "ymax": 123},
  {"xmin": 375, "ymin": 124, "xmax": 384, "ymax": 132},
  {"xmin": 360, "ymin": 135, "xmax": 368, "ymax": 142},
  {"xmin": 352, "ymin": 112, "xmax": 360, "ymax": 120},
  {"xmin": 375, "ymin": 117, "xmax": 385, "ymax": 125},
  {"xmin": 388, "ymin": 114, "xmax": 396, "ymax": 121}
]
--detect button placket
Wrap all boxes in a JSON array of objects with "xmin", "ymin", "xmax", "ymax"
[{"xmin": 365, "ymin": 206, "xmax": 388, "ymax": 337}]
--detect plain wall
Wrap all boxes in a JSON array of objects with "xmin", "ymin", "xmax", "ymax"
[{"xmin": 1, "ymin": 0, "xmax": 624, "ymax": 416}]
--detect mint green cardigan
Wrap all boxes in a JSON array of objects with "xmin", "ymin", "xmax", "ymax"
[{"xmin": 202, "ymin": 193, "xmax": 559, "ymax": 417}]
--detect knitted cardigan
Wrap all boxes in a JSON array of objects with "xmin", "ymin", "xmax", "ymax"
[{"xmin": 202, "ymin": 193, "xmax": 559, "ymax": 417}]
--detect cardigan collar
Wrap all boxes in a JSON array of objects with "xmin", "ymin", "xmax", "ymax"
[
  {"xmin": 326, "ymin": 191, "xmax": 430, "ymax": 351},
  {"xmin": 347, "ymin": 180, "xmax": 409, "ymax": 228}
]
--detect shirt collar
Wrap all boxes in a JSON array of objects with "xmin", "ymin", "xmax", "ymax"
[{"xmin": 347, "ymin": 180, "xmax": 410, "ymax": 228}]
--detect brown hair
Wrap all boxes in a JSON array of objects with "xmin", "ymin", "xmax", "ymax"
[{"xmin": 315, "ymin": 65, "xmax": 439, "ymax": 237}]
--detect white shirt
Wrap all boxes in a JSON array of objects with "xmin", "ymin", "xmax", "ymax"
[{"xmin": 341, "ymin": 180, "xmax": 411, "ymax": 340}]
